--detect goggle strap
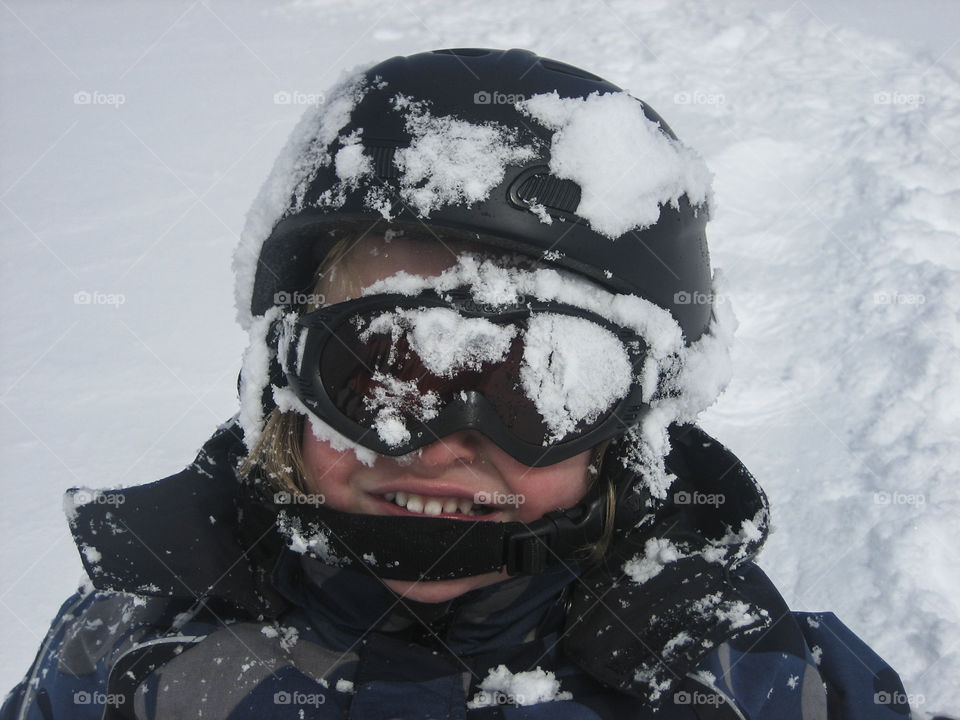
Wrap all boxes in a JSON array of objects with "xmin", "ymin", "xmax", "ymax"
[{"xmin": 270, "ymin": 490, "xmax": 605, "ymax": 580}]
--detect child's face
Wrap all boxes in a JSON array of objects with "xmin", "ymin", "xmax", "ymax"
[{"xmin": 300, "ymin": 234, "xmax": 594, "ymax": 603}]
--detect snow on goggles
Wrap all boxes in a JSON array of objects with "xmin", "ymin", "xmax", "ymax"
[{"xmin": 278, "ymin": 290, "xmax": 650, "ymax": 466}]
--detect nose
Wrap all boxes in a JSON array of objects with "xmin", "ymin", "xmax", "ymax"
[{"xmin": 412, "ymin": 430, "xmax": 485, "ymax": 469}]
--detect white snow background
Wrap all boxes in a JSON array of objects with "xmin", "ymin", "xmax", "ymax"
[{"xmin": 1, "ymin": 0, "xmax": 958, "ymax": 713}]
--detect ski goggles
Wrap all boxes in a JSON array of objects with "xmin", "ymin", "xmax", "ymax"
[{"xmin": 276, "ymin": 290, "xmax": 650, "ymax": 466}]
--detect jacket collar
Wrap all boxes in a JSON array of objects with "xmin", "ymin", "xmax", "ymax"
[
  {"xmin": 272, "ymin": 551, "xmax": 579, "ymax": 655},
  {"xmin": 562, "ymin": 423, "xmax": 772, "ymax": 707},
  {"xmin": 64, "ymin": 418, "xmax": 287, "ymax": 618}
]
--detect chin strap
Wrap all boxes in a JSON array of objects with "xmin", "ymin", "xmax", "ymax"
[{"xmin": 254, "ymin": 480, "xmax": 607, "ymax": 581}]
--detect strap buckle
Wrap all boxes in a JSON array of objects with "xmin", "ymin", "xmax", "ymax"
[{"xmin": 503, "ymin": 493, "xmax": 606, "ymax": 575}]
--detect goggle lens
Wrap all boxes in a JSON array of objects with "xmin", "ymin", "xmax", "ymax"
[{"xmin": 320, "ymin": 314, "xmax": 553, "ymax": 444}]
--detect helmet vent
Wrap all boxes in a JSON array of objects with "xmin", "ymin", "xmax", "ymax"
[
  {"xmin": 513, "ymin": 171, "xmax": 581, "ymax": 215},
  {"xmin": 367, "ymin": 144, "xmax": 400, "ymax": 179}
]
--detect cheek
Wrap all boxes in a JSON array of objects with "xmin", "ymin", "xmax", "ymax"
[
  {"xmin": 300, "ymin": 424, "xmax": 364, "ymax": 511},
  {"xmin": 507, "ymin": 453, "xmax": 593, "ymax": 523}
]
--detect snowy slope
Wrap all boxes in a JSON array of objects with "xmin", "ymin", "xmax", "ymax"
[{"xmin": 2, "ymin": 0, "xmax": 957, "ymax": 713}]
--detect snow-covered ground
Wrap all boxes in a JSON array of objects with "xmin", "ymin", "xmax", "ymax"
[{"xmin": 2, "ymin": 0, "xmax": 957, "ymax": 713}]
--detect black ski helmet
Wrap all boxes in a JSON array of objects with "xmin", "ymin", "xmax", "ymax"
[{"xmin": 248, "ymin": 47, "xmax": 714, "ymax": 343}]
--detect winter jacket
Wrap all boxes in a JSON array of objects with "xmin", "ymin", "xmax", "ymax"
[{"xmin": 2, "ymin": 420, "xmax": 910, "ymax": 720}]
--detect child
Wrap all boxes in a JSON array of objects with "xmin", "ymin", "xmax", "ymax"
[{"xmin": 3, "ymin": 48, "xmax": 911, "ymax": 719}]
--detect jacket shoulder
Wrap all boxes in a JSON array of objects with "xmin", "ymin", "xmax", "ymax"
[
  {"xmin": 2, "ymin": 589, "xmax": 186, "ymax": 720},
  {"xmin": 685, "ymin": 564, "xmax": 910, "ymax": 720}
]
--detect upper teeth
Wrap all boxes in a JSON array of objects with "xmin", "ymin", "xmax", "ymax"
[{"xmin": 384, "ymin": 491, "xmax": 487, "ymax": 516}]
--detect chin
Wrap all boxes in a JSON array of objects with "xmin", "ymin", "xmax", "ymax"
[{"xmin": 381, "ymin": 571, "xmax": 507, "ymax": 604}]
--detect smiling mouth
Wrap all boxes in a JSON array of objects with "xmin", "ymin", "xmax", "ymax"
[{"xmin": 376, "ymin": 491, "xmax": 497, "ymax": 518}]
